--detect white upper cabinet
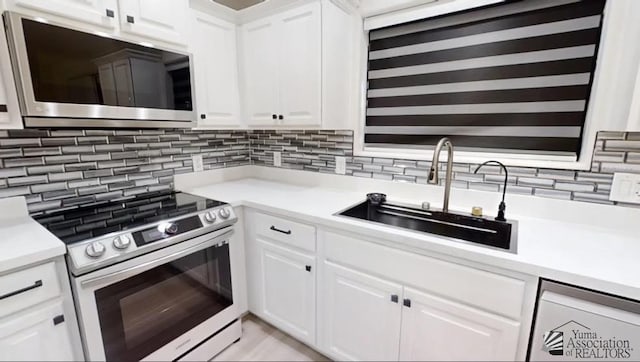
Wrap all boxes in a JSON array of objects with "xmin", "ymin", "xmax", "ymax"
[
  {"xmin": 5, "ymin": 0, "xmax": 189, "ymax": 47},
  {"xmin": 399, "ymin": 287, "xmax": 521, "ymax": 362},
  {"xmin": 627, "ymin": 66, "xmax": 640, "ymax": 131},
  {"xmin": 241, "ymin": 17, "xmax": 279, "ymax": 126},
  {"xmin": 241, "ymin": 2, "xmax": 322, "ymax": 127},
  {"xmin": 192, "ymin": 11, "xmax": 241, "ymax": 127},
  {"xmin": 8, "ymin": 0, "xmax": 118, "ymax": 28},
  {"xmin": 277, "ymin": 3, "xmax": 321, "ymax": 126},
  {"xmin": 321, "ymin": 261, "xmax": 402, "ymax": 361},
  {"xmin": 117, "ymin": 0, "xmax": 188, "ymax": 45}
]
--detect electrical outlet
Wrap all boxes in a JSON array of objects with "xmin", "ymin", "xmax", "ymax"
[
  {"xmin": 192, "ymin": 154, "xmax": 204, "ymax": 172},
  {"xmin": 610, "ymin": 172, "xmax": 640, "ymax": 204},
  {"xmin": 273, "ymin": 151, "xmax": 282, "ymax": 167},
  {"xmin": 335, "ymin": 156, "xmax": 346, "ymax": 175}
]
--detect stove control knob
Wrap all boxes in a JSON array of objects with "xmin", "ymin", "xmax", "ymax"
[
  {"xmin": 218, "ymin": 208, "xmax": 231, "ymax": 220},
  {"xmin": 86, "ymin": 241, "xmax": 106, "ymax": 258},
  {"xmin": 164, "ymin": 223, "xmax": 179, "ymax": 235},
  {"xmin": 113, "ymin": 235, "xmax": 131, "ymax": 250},
  {"xmin": 204, "ymin": 211, "xmax": 217, "ymax": 223}
]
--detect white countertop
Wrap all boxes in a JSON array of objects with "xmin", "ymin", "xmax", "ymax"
[
  {"xmin": 0, "ymin": 217, "xmax": 66, "ymax": 274},
  {"xmin": 180, "ymin": 168, "xmax": 640, "ymax": 301}
]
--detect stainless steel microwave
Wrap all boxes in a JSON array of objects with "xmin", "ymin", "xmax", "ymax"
[{"xmin": 3, "ymin": 12, "xmax": 196, "ymax": 128}]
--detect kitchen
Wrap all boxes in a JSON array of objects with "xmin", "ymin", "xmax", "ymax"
[{"xmin": 0, "ymin": 0, "xmax": 639, "ymax": 361}]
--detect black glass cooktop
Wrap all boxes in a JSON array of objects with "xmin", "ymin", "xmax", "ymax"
[{"xmin": 33, "ymin": 191, "xmax": 225, "ymax": 245}]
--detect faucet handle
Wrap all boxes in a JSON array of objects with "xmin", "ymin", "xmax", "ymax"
[{"xmin": 427, "ymin": 167, "xmax": 438, "ymax": 184}]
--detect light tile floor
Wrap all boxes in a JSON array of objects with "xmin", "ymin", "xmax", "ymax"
[{"xmin": 213, "ymin": 314, "xmax": 330, "ymax": 361}]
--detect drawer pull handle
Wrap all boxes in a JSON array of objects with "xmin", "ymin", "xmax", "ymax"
[
  {"xmin": 127, "ymin": 15, "xmax": 135, "ymax": 24},
  {"xmin": 403, "ymin": 298, "xmax": 412, "ymax": 308},
  {"xmin": 305, "ymin": 265, "xmax": 312, "ymax": 272},
  {"xmin": 0, "ymin": 280, "xmax": 43, "ymax": 300},
  {"xmin": 270, "ymin": 226, "xmax": 291, "ymax": 235},
  {"xmin": 391, "ymin": 294, "xmax": 399, "ymax": 303}
]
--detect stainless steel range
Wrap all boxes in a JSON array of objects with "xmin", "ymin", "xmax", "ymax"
[{"xmin": 34, "ymin": 191, "xmax": 241, "ymax": 361}]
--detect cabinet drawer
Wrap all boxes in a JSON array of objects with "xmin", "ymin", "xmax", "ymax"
[
  {"xmin": 254, "ymin": 212, "xmax": 316, "ymax": 252},
  {"xmin": 0, "ymin": 262, "xmax": 61, "ymax": 318},
  {"xmin": 322, "ymin": 231, "xmax": 526, "ymax": 320}
]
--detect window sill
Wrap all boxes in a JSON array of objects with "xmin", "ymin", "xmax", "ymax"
[{"xmin": 357, "ymin": 146, "xmax": 593, "ymax": 171}]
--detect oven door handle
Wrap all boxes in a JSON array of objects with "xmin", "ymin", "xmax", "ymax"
[{"xmin": 80, "ymin": 229, "xmax": 234, "ymax": 288}]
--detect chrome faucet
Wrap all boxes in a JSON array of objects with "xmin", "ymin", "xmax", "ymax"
[{"xmin": 427, "ymin": 137, "xmax": 454, "ymax": 213}]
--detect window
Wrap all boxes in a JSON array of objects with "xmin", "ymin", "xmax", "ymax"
[{"xmin": 364, "ymin": 0, "xmax": 606, "ymax": 158}]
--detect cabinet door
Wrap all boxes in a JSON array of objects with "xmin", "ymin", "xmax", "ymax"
[
  {"xmin": 193, "ymin": 12, "xmax": 241, "ymax": 127},
  {"xmin": 112, "ymin": 59, "xmax": 135, "ymax": 106},
  {"xmin": 9, "ymin": 0, "xmax": 118, "ymax": 28},
  {"xmin": 259, "ymin": 239, "xmax": 315, "ymax": 345},
  {"xmin": 276, "ymin": 2, "xmax": 322, "ymax": 126},
  {"xmin": 117, "ymin": 0, "xmax": 187, "ymax": 45},
  {"xmin": 241, "ymin": 17, "xmax": 279, "ymax": 126},
  {"xmin": 321, "ymin": 261, "xmax": 402, "ymax": 361},
  {"xmin": 0, "ymin": 300, "xmax": 74, "ymax": 361},
  {"xmin": 399, "ymin": 287, "xmax": 521, "ymax": 361}
]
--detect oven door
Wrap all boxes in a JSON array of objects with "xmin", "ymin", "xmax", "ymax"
[{"xmin": 72, "ymin": 227, "xmax": 237, "ymax": 361}]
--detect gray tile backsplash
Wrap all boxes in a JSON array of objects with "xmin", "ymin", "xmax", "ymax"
[
  {"xmin": 1, "ymin": 128, "xmax": 640, "ymax": 214},
  {"xmin": 249, "ymin": 130, "xmax": 640, "ymax": 208},
  {"xmin": 0, "ymin": 129, "xmax": 250, "ymax": 214}
]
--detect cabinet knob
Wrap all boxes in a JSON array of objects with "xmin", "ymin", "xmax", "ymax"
[
  {"xmin": 127, "ymin": 15, "xmax": 135, "ymax": 24},
  {"xmin": 106, "ymin": 9, "xmax": 115, "ymax": 18},
  {"xmin": 53, "ymin": 314, "xmax": 65, "ymax": 325},
  {"xmin": 391, "ymin": 294, "xmax": 399, "ymax": 303},
  {"xmin": 278, "ymin": 115, "xmax": 284, "ymax": 120},
  {"xmin": 272, "ymin": 114, "xmax": 277, "ymax": 120},
  {"xmin": 305, "ymin": 265, "xmax": 312, "ymax": 272},
  {"xmin": 200, "ymin": 114, "xmax": 206, "ymax": 120},
  {"xmin": 403, "ymin": 298, "xmax": 412, "ymax": 308}
]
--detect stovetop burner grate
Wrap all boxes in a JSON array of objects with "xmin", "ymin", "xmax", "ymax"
[{"xmin": 33, "ymin": 191, "xmax": 225, "ymax": 244}]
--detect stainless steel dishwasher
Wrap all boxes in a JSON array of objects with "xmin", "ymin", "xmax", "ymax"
[{"xmin": 529, "ymin": 280, "xmax": 640, "ymax": 361}]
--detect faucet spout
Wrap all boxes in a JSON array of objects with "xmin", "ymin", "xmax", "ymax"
[{"xmin": 427, "ymin": 137, "xmax": 454, "ymax": 213}]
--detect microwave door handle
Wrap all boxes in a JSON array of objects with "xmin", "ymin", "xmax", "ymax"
[{"xmin": 80, "ymin": 229, "xmax": 234, "ymax": 288}]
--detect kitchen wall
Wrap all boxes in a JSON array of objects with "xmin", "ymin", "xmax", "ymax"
[
  {"xmin": 250, "ymin": 129, "xmax": 640, "ymax": 207},
  {"xmin": 0, "ymin": 129, "xmax": 250, "ymax": 214},
  {"xmin": 1, "ymin": 128, "xmax": 639, "ymax": 215}
]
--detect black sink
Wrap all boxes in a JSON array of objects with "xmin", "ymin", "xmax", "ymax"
[{"xmin": 338, "ymin": 200, "xmax": 517, "ymax": 252}]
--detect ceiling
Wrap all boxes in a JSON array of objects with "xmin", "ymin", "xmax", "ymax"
[{"xmin": 212, "ymin": 0, "xmax": 266, "ymax": 10}]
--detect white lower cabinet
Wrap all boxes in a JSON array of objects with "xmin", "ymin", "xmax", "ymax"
[
  {"xmin": 245, "ymin": 213, "xmax": 534, "ymax": 361},
  {"xmin": 259, "ymin": 239, "xmax": 316, "ymax": 345},
  {"xmin": 0, "ymin": 300, "xmax": 74, "ymax": 361},
  {"xmin": 399, "ymin": 287, "xmax": 521, "ymax": 361},
  {"xmin": 322, "ymin": 261, "xmax": 402, "ymax": 361},
  {"xmin": 321, "ymin": 260, "xmax": 521, "ymax": 362}
]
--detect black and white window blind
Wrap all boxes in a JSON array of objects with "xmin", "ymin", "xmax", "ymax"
[{"xmin": 365, "ymin": 0, "xmax": 606, "ymax": 156}]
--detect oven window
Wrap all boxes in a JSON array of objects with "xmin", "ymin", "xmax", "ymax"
[
  {"xmin": 21, "ymin": 18, "xmax": 192, "ymax": 111},
  {"xmin": 95, "ymin": 243, "xmax": 232, "ymax": 361}
]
